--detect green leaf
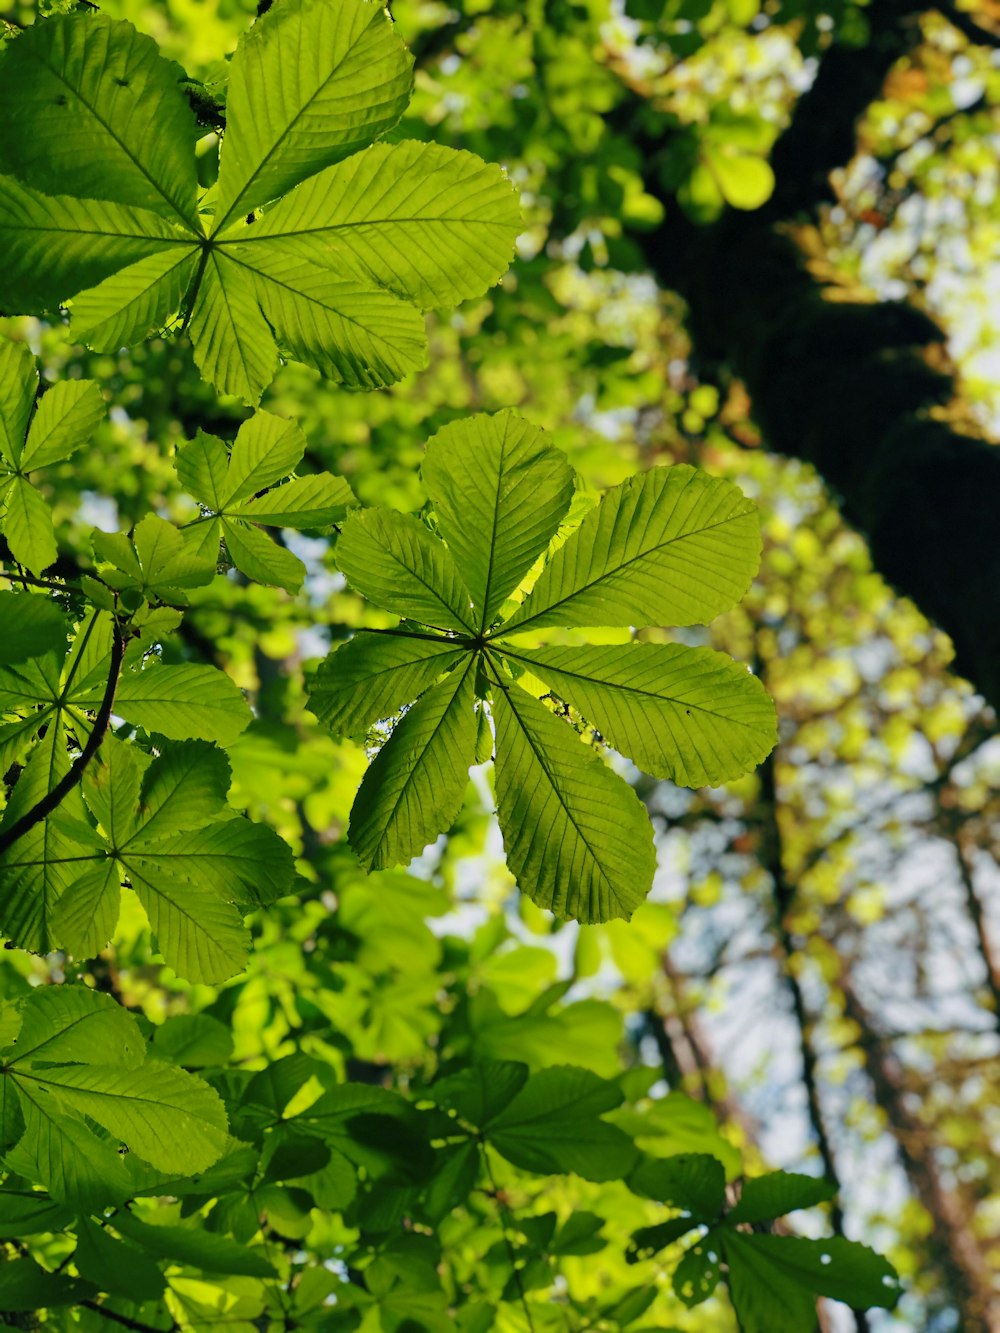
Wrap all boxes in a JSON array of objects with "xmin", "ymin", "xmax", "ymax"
[
  {"xmin": 507, "ymin": 643, "xmax": 776, "ymax": 787},
  {"xmin": 3, "ymin": 475, "xmax": 57, "ymax": 576},
  {"xmin": 0, "ymin": 1257, "xmax": 96, "ymax": 1312},
  {"xmin": 74, "ymin": 1218, "xmax": 166, "ymax": 1302},
  {"xmin": 151, "ymin": 1013, "xmax": 235, "ymax": 1068},
  {"xmin": 0, "ymin": 1190, "xmax": 69, "ymax": 1238},
  {"xmin": 4, "ymin": 1086, "xmax": 134, "ymax": 1212},
  {"xmin": 246, "ymin": 140, "xmax": 521, "ymax": 308},
  {"xmin": 71, "ymin": 245, "xmax": 199, "ymax": 351},
  {"xmin": 309, "ymin": 633, "xmax": 467, "ymax": 737},
  {"xmin": 722, "ymin": 1233, "xmax": 901, "ymax": 1327},
  {"xmin": 672, "ymin": 1237, "xmax": 722, "ymax": 1308},
  {"xmin": 64, "ymin": 738, "xmax": 295, "ymax": 982},
  {"xmin": 0, "ymin": 13, "xmax": 200, "ymax": 225},
  {"xmin": 0, "ymin": 175, "xmax": 192, "ymax": 312},
  {"xmin": 213, "ymin": 0, "xmax": 413, "ymax": 230},
  {"xmin": 112, "ymin": 1210, "xmax": 277, "ymax": 1278},
  {"xmin": 501, "ymin": 465, "xmax": 760, "ymax": 633},
  {"xmin": 430, "ymin": 1059, "xmax": 529, "ymax": 1127},
  {"xmin": 0, "ymin": 594, "xmax": 66, "ymax": 666},
  {"xmin": 219, "ymin": 411, "xmax": 308, "ymax": 506},
  {"xmin": 337, "ymin": 508, "xmax": 474, "ymax": 632},
  {"xmin": 0, "ymin": 338, "xmax": 36, "ymax": 469},
  {"xmin": 0, "ymin": 8, "xmax": 517, "ymax": 406},
  {"xmin": 422, "ymin": 410, "xmax": 575, "ymax": 630},
  {"xmin": 0, "ymin": 727, "xmax": 103, "ymax": 954},
  {"xmin": 349, "ymin": 658, "xmax": 477, "ymax": 870},
  {"xmin": 49, "ymin": 861, "xmax": 121, "ymax": 960},
  {"xmin": 219, "ymin": 242, "xmax": 430, "ymax": 391},
  {"xmin": 629, "ymin": 1153, "xmax": 726, "ymax": 1219},
  {"xmin": 111, "ymin": 663, "xmax": 252, "ymax": 745},
  {"xmin": 22, "ymin": 1059, "xmax": 228, "ymax": 1174},
  {"xmin": 92, "ymin": 514, "xmax": 217, "ymax": 602},
  {"xmin": 186, "ymin": 251, "xmax": 280, "ymax": 405},
  {"xmin": 485, "ymin": 1065, "xmax": 638, "ymax": 1181},
  {"xmin": 727, "ymin": 1171, "xmax": 837, "ymax": 1225},
  {"xmin": 491, "ymin": 682, "xmax": 656, "ymax": 923},
  {"xmin": 3, "ymin": 985, "xmax": 145, "ymax": 1069},
  {"xmin": 627, "ymin": 1216, "xmax": 700, "ymax": 1263},
  {"xmin": 20, "ymin": 380, "xmax": 104, "ymax": 470},
  {"xmin": 222, "ymin": 517, "xmax": 306, "ymax": 591},
  {"xmin": 237, "ymin": 474, "xmax": 356, "ymax": 527}
]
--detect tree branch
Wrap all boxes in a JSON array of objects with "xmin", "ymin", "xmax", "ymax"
[{"xmin": 0, "ymin": 619, "xmax": 126, "ymax": 855}]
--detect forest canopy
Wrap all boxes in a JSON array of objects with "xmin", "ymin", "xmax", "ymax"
[{"xmin": 0, "ymin": 0, "xmax": 997, "ymax": 1330}]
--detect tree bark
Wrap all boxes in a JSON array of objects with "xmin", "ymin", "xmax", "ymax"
[
  {"xmin": 632, "ymin": 0, "xmax": 1000, "ymax": 710},
  {"xmin": 839, "ymin": 974, "xmax": 1000, "ymax": 1329}
]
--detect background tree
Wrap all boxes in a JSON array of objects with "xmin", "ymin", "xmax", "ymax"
[{"xmin": 0, "ymin": 0, "xmax": 997, "ymax": 1330}]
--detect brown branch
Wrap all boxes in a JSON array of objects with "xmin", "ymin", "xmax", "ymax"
[
  {"xmin": 0, "ymin": 620, "xmax": 125, "ymax": 854},
  {"xmin": 953, "ymin": 836, "xmax": 1000, "ymax": 1029}
]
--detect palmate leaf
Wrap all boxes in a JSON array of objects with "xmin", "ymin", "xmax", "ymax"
[
  {"xmin": 0, "ymin": 988, "xmax": 227, "ymax": 1213},
  {"xmin": 430, "ymin": 1060, "xmax": 639, "ymax": 1182},
  {"xmin": 722, "ymin": 1234, "xmax": 901, "ymax": 1330},
  {"xmin": 311, "ymin": 410, "xmax": 772, "ymax": 923},
  {"xmin": 0, "ymin": 339, "xmax": 105, "ymax": 576},
  {"xmin": 0, "ymin": 733, "xmax": 294, "ymax": 981},
  {"xmin": 175, "ymin": 410, "xmax": 356, "ymax": 591},
  {"xmin": 0, "ymin": 1, "xmax": 520, "ymax": 404}
]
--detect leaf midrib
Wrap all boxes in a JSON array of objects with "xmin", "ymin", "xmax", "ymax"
[
  {"xmin": 497, "ymin": 506, "xmax": 754, "ymax": 636},
  {"xmin": 501, "ymin": 647, "xmax": 765, "ymax": 733},
  {"xmin": 212, "ymin": 3, "xmax": 389, "ymax": 234},
  {"xmin": 30, "ymin": 46, "xmax": 197, "ymax": 230},
  {"xmin": 491, "ymin": 666, "xmax": 619, "ymax": 910}
]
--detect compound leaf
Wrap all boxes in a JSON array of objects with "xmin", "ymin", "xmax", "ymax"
[{"xmin": 485, "ymin": 1065, "xmax": 638, "ymax": 1181}]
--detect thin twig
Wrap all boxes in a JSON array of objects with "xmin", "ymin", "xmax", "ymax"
[
  {"xmin": 479, "ymin": 1142, "xmax": 536, "ymax": 1333},
  {"xmin": 0, "ymin": 619, "xmax": 126, "ymax": 854}
]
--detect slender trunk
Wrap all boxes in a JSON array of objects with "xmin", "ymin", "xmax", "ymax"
[
  {"xmin": 839, "ymin": 974, "xmax": 1000, "ymax": 1329},
  {"xmin": 953, "ymin": 836, "xmax": 1000, "ymax": 1030}
]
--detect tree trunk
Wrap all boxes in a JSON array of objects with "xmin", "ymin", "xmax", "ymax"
[
  {"xmin": 839, "ymin": 974, "xmax": 1000, "ymax": 1329},
  {"xmin": 631, "ymin": 0, "xmax": 1000, "ymax": 710}
]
